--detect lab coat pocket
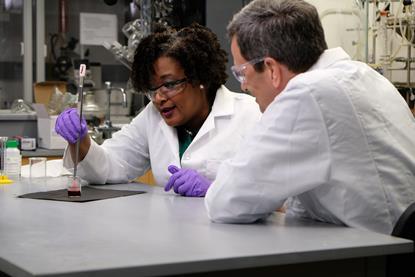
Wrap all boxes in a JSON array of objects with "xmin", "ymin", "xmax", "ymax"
[{"xmin": 205, "ymin": 159, "xmax": 222, "ymax": 181}]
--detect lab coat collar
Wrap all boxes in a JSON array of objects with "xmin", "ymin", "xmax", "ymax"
[
  {"xmin": 157, "ymin": 108, "xmax": 180, "ymax": 161},
  {"xmin": 194, "ymin": 85, "xmax": 234, "ymax": 140},
  {"xmin": 309, "ymin": 47, "xmax": 351, "ymax": 71},
  {"xmin": 210, "ymin": 85, "xmax": 235, "ymax": 117},
  {"xmin": 157, "ymin": 85, "xmax": 234, "ymax": 157}
]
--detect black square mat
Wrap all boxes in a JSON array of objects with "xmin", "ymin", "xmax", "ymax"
[{"xmin": 18, "ymin": 186, "xmax": 146, "ymax": 202}]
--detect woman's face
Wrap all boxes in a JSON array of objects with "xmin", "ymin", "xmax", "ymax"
[{"xmin": 151, "ymin": 56, "xmax": 210, "ymax": 130}]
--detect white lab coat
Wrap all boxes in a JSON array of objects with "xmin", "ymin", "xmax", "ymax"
[
  {"xmin": 63, "ymin": 85, "xmax": 261, "ymax": 186},
  {"xmin": 205, "ymin": 48, "xmax": 415, "ymax": 234}
]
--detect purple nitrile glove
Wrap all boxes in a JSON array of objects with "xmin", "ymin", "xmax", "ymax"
[
  {"xmin": 55, "ymin": 108, "xmax": 88, "ymax": 144},
  {"xmin": 164, "ymin": 165, "xmax": 211, "ymax": 197}
]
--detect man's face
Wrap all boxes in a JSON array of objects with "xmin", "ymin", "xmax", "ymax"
[{"xmin": 230, "ymin": 36, "xmax": 277, "ymax": 113}]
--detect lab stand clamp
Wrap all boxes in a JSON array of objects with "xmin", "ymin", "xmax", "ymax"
[
  {"xmin": 103, "ymin": 0, "xmax": 173, "ymax": 71},
  {"xmin": 97, "ymin": 81, "xmax": 128, "ymax": 139}
]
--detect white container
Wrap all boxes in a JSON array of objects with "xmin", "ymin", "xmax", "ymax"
[
  {"xmin": 5, "ymin": 140, "xmax": 21, "ymax": 180},
  {"xmin": 29, "ymin": 157, "xmax": 47, "ymax": 178},
  {"xmin": 32, "ymin": 104, "xmax": 67, "ymax": 149},
  {"xmin": 21, "ymin": 137, "xmax": 36, "ymax": 150}
]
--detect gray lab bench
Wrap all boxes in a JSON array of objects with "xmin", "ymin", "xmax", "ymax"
[{"xmin": 0, "ymin": 178, "xmax": 412, "ymax": 277}]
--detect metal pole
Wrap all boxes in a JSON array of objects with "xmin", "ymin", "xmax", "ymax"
[
  {"xmin": 365, "ymin": 0, "xmax": 369, "ymax": 63},
  {"xmin": 23, "ymin": 0, "xmax": 33, "ymax": 103},
  {"xmin": 36, "ymin": 0, "xmax": 45, "ymax": 82}
]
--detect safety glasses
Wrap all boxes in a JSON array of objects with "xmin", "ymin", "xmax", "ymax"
[
  {"xmin": 231, "ymin": 58, "xmax": 264, "ymax": 83},
  {"xmin": 145, "ymin": 78, "xmax": 188, "ymax": 101}
]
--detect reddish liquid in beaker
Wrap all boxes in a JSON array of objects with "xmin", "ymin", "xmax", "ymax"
[
  {"xmin": 68, "ymin": 189, "xmax": 81, "ymax": 197},
  {"xmin": 68, "ymin": 179, "xmax": 81, "ymax": 197}
]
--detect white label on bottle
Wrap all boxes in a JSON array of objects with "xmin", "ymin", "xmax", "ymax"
[{"xmin": 6, "ymin": 156, "xmax": 21, "ymax": 178}]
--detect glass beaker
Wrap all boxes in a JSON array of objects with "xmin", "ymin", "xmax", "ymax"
[
  {"xmin": 29, "ymin": 157, "xmax": 47, "ymax": 179},
  {"xmin": 67, "ymin": 176, "xmax": 82, "ymax": 197}
]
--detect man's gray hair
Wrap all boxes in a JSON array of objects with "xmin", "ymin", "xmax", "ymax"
[{"xmin": 227, "ymin": 0, "xmax": 328, "ymax": 73}]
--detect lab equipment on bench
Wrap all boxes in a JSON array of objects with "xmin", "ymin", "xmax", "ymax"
[
  {"xmin": 96, "ymin": 81, "xmax": 127, "ymax": 139},
  {"xmin": 29, "ymin": 157, "xmax": 47, "ymax": 179},
  {"xmin": 5, "ymin": 139, "xmax": 21, "ymax": 180}
]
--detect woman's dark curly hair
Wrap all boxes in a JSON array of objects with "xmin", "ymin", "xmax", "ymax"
[{"xmin": 131, "ymin": 23, "xmax": 228, "ymax": 107}]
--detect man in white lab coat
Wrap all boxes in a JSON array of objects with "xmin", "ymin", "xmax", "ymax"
[{"xmin": 201, "ymin": 0, "xmax": 415, "ymax": 235}]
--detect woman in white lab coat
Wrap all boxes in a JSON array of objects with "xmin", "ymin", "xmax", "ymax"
[{"xmin": 56, "ymin": 23, "xmax": 261, "ymax": 190}]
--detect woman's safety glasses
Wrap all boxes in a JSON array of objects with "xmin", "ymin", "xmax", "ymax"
[
  {"xmin": 145, "ymin": 78, "xmax": 188, "ymax": 101},
  {"xmin": 231, "ymin": 58, "xmax": 264, "ymax": 83}
]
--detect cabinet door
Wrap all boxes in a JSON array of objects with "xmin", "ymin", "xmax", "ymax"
[{"xmin": 0, "ymin": 1, "xmax": 25, "ymax": 108}]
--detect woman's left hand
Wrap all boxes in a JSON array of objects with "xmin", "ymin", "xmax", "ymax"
[{"xmin": 164, "ymin": 165, "xmax": 211, "ymax": 197}]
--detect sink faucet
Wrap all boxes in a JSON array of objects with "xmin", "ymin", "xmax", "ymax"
[{"xmin": 97, "ymin": 81, "xmax": 128, "ymax": 139}]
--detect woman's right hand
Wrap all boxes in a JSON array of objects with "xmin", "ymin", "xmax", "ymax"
[
  {"xmin": 55, "ymin": 108, "xmax": 91, "ymax": 163},
  {"xmin": 55, "ymin": 108, "xmax": 88, "ymax": 144}
]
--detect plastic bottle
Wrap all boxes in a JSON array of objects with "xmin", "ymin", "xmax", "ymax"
[{"xmin": 5, "ymin": 139, "xmax": 21, "ymax": 180}]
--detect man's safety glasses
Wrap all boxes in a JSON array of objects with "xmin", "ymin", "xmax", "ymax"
[
  {"xmin": 231, "ymin": 58, "xmax": 264, "ymax": 83},
  {"xmin": 145, "ymin": 78, "xmax": 188, "ymax": 101}
]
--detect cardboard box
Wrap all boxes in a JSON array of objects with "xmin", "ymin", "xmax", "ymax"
[
  {"xmin": 32, "ymin": 104, "xmax": 67, "ymax": 149},
  {"xmin": 33, "ymin": 81, "xmax": 67, "ymax": 106}
]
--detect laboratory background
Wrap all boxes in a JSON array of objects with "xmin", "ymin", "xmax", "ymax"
[
  {"xmin": 0, "ymin": 1, "xmax": 415, "ymax": 277},
  {"xmin": 0, "ymin": 0, "xmax": 414, "ymax": 154}
]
